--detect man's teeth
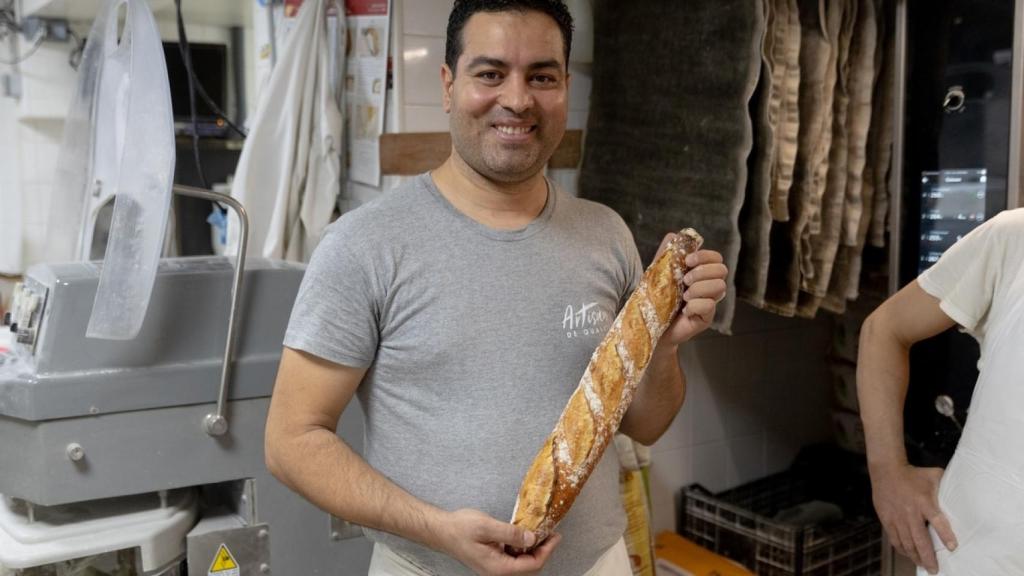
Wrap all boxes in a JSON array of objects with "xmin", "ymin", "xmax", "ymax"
[{"xmin": 496, "ymin": 125, "xmax": 531, "ymax": 135}]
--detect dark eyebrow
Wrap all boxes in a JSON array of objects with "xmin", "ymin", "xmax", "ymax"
[
  {"xmin": 466, "ymin": 56, "xmax": 508, "ymax": 70},
  {"xmin": 527, "ymin": 59, "xmax": 562, "ymax": 71},
  {"xmin": 464, "ymin": 57, "xmax": 564, "ymax": 72}
]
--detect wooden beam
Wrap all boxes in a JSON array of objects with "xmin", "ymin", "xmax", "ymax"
[{"xmin": 379, "ymin": 130, "xmax": 583, "ymax": 175}]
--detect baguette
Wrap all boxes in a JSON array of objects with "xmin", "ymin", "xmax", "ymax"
[{"xmin": 511, "ymin": 228, "xmax": 704, "ymax": 547}]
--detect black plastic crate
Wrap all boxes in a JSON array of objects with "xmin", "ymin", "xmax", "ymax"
[{"xmin": 679, "ymin": 449, "xmax": 882, "ymax": 575}]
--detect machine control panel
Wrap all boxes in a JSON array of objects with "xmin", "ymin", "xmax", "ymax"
[{"xmin": 2, "ymin": 282, "xmax": 47, "ymax": 353}]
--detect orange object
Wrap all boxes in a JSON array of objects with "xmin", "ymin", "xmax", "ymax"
[{"xmin": 653, "ymin": 531, "xmax": 755, "ymax": 576}]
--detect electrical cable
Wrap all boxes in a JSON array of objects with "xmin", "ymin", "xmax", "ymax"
[
  {"xmin": 0, "ymin": 32, "xmax": 43, "ymax": 66},
  {"xmin": 172, "ymin": 0, "xmax": 247, "ymax": 139},
  {"xmin": 68, "ymin": 29, "xmax": 85, "ymax": 70},
  {"xmin": 190, "ymin": 66, "xmax": 248, "ymax": 138},
  {"xmin": 174, "ymin": 0, "xmax": 209, "ymax": 189}
]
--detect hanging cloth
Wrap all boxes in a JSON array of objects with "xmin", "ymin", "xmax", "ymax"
[{"xmin": 227, "ymin": 0, "xmax": 344, "ymax": 262}]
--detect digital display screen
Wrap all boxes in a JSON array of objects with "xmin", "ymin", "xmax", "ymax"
[{"xmin": 919, "ymin": 169, "xmax": 987, "ymax": 273}]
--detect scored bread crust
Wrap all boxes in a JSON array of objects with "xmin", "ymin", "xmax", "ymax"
[{"xmin": 510, "ymin": 228, "xmax": 704, "ymax": 546}]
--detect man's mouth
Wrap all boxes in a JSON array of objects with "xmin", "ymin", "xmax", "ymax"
[{"xmin": 493, "ymin": 124, "xmax": 537, "ymax": 137}]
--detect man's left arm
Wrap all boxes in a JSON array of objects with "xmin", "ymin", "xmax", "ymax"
[{"xmin": 620, "ymin": 243, "xmax": 727, "ymax": 445}]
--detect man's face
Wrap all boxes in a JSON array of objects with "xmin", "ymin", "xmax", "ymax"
[{"xmin": 442, "ymin": 10, "xmax": 569, "ymax": 184}]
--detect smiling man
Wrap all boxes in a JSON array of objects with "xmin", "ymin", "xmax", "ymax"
[{"xmin": 264, "ymin": 2, "xmax": 728, "ymax": 575}]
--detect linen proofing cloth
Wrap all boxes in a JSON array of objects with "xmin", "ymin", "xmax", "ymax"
[
  {"xmin": 799, "ymin": 0, "xmax": 879, "ymax": 318},
  {"xmin": 823, "ymin": 0, "xmax": 892, "ymax": 314},
  {"xmin": 769, "ymin": 0, "xmax": 802, "ymax": 222},
  {"xmin": 737, "ymin": 0, "xmax": 807, "ymax": 307},
  {"xmin": 763, "ymin": 0, "xmax": 843, "ymax": 316},
  {"xmin": 838, "ymin": 0, "xmax": 879, "ymax": 249},
  {"xmin": 226, "ymin": 0, "xmax": 343, "ymax": 262},
  {"xmin": 736, "ymin": 0, "xmax": 778, "ymax": 308},
  {"xmin": 793, "ymin": 0, "xmax": 856, "ymax": 319},
  {"xmin": 580, "ymin": 0, "xmax": 765, "ymax": 333}
]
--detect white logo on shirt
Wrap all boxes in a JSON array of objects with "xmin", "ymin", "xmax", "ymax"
[{"xmin": 563, "ymin": 302, "xmax": 611, "ymax": 338}]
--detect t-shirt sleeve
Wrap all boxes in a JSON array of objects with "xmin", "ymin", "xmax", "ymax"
[
  {"xmin": 283, "ymin": 225, "xmax": 380, "ymax": 368},
  {"xmin": 625, "ymin": 243, "xmax": 643, "ymax": 293},
  {"xmin": 916, "ymin": 214, "xmax": 1006, "ymax": 334}
]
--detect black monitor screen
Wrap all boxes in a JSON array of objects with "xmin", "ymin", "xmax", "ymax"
[{"xmin": 163, "ymin": 42, "xmax": 227, "ymax": 120}]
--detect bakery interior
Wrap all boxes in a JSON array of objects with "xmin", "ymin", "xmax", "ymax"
[{"xmin": 0, "ymin": 0, "xmax": 1019, "ymax": 574}]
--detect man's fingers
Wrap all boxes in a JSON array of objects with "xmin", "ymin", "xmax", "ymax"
[
  {"xmin": 928, "ymin": 512, "xmax": 958, "ymax": 552},
  {"xmin": 479, "ymin": 519, "xmax": 535, "ymax": 549},
  {"xmin": 497, "ymin": 533, "xmax": 562, "ymax": 575},
  {"xmin": 684, "ymin": 279, "xmax": 727, "ymax": 301},
  {"xmin": 895, "ymin": 524, "xmax": 921, "ymax": 566},
  {"xmin": 682, "ymin": 299, "xmax": 716, "ymax": 322},
  {"xmin": 682, "ymin": 263, "xmax": 728, "ymax": 285},
  {"xmin": 884, "ymin": 523, "xmax": 908, "ymax": 559},
  {"xmin": 910, "ymin": 520, "xmax": 939, "ymax": 574},
  {"xmin": 684, "ymin": 249, "xmax": 724, "ymax": 268},
  {"xmin": 529, "ymin": 532, "xmax": 562, "ymax": 564}
]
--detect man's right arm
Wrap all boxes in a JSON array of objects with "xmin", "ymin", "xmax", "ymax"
[
  {"xmin": 264, "ymin": 347, "xmax": 560, "ymax": 575},
  {"xmin": 857, "ymin": 280, "xmax": 959, "ymax": 574}
]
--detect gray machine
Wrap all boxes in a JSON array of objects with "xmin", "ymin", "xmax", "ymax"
[{"xmin": 0, "ymin": 256, "xmax": 372, "ymax": 574}]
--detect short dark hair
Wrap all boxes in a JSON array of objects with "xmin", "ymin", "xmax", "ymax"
[{"xmin": 445, "ymin": 0, "xmax": 574, "ymax": 72}]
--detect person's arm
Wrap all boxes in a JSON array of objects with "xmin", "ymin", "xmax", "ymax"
[
  {"xmin": 620, "ymin": 240, "xmax": 726, "ymax": 445},
  {"xmin": 265, "ymin": 347, "xmax": 561, "ymax": 575},
  {"xmin": 857, "ymin": 280, "xmax": 959, "ymax": 574}
]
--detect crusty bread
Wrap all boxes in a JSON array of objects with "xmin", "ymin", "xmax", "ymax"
[{"xmin": 511, "ymin": 228, "xmax": 704, "ymax": 546}]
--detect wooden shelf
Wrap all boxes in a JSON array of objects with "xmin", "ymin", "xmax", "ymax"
[{"xmin": 380, "ymin": 130, "xmax": 583, "ymax": 175}]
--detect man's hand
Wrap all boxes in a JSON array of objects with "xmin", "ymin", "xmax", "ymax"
[
  {"xmin": 435, "ymin": 509, "xmax": 561, "ymax": 576},
  {"xmin": 654, "ymin": 233, "xmax": 728, "ymax": 345},
  {"xmin": 870, "ymin": 463, "xmax": 958, "ymax": 574}
]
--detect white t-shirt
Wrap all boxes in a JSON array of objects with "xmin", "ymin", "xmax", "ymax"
[{"xmin": 916, "ymin": 208, "xmax": 1024, "ymax": 574}]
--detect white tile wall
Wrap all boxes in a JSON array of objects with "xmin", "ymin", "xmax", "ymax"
[
  {"xmin": 402, "ymin": 103, "xmax": 449, "ymax": 133},
  {"xmin": 649, "ymin": 304, "xmax": 834, "ymax": 534},
  {"xmin": 402, "ymin": 0, "xmax": 454, "ymax": 37},
  {"xmin": 401, "ymin": 34, "xmax": 446, "ymax": 107},
  {"xmin": 1, "ymin": 21, "xmax": 89, "ymax": 274},
  {"xmin": 1, "ymin": 37, "xmax": 23, "ymax": 275}
]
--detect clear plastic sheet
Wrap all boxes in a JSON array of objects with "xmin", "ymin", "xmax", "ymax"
[{"xmin": 53, "ymin": 0, "xmax": 175, "ymax": 340}]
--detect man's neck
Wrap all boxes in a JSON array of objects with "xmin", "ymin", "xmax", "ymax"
[{"xmin": 431, "ymin": 155, "xmax": 548, "ymax": 231}]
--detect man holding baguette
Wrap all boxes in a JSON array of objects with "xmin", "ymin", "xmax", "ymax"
[{"xmin": 264, "ymin": 1, "xmax": 728, "ymax": 574}]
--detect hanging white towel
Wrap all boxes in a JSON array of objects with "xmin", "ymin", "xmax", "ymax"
[{"xmin": 227, "ymin": 0, "xmax": 343, "ymax": 262}]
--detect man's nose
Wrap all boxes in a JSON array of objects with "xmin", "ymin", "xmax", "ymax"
[{"xmin": 498, "ymin": 75, "xmax": 534, "ymax": 114}]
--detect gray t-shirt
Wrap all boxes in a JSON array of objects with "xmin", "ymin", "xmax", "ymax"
[{"xmin": 284, "ymin": 173, "xmax": 643, "ymax": 575}]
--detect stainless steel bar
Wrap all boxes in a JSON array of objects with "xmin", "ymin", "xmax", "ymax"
[
  {"xmin": 1009, "ymin": 0, "xmax": 1024, "ymax": 209},
  {"xmin": 172, "ymin": 184, "xmax": 249, "ymax": 437},
  {"xmin": 889, "ymin": 0, "xmax": 908, "ymax": 297}
]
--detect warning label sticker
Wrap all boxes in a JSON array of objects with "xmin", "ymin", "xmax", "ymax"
[{"xmin": 208, "ymin": 543, "xmax": 240, "ymax": 576}]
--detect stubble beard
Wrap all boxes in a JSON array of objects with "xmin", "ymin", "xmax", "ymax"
[{"xmin": 451, "ymin": 114, "xmax": 558, "ymax": 184}]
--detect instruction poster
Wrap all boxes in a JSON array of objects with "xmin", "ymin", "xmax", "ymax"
[{"xmin": 345, "ymin": 0, "xmax": 391, "ymax": 186}]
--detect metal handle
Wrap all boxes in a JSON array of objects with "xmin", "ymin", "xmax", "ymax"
[
  {"xmin": 943, "ymin": 85, "xmax": 966, "ymax": 113},
  {"xmin": 172, "ymin": 185, "xmax": 249, "ymax": 437},
  {"xmin": 934, "ymin": 394, "xmax": 964, "ymax": 432}
]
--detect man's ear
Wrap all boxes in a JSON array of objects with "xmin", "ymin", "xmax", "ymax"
[{"xmin": 441, "ymin": 64, "xmax": 455, "ymax": 113}]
